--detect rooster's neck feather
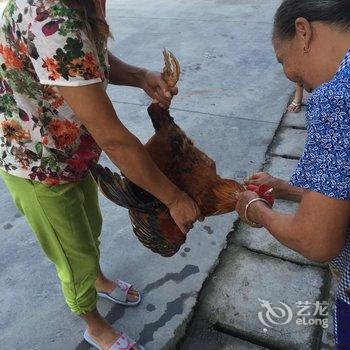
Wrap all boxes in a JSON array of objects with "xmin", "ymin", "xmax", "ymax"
[{"xmin": 147, "ymin": 103, "xmax": 175, "ymax": 131}]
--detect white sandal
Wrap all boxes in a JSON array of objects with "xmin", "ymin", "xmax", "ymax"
[
  {"xmin": 98, "ymin": 279, "xmax": 142, "ymax": 306},
  {"xmin": 287, "ymin": 100, "xmax": 302, "ymax": 113},
  {"xmin": 84, "ymin": 330, "xmax": 146, "ymax": 350}
]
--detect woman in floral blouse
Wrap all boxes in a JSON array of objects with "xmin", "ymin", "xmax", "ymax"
[
  {"xmin": 0, "ymin": 0, "xmax": 201, "ymax": 349},
  {"xmin": 235, "ymin": 0, "xmax": 350, "ymax": 348}
]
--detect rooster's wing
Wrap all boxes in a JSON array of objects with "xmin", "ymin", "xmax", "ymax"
[
  {"xmin": 129, "ymin": 209, "xmax": 185, "ymax": 257},
  {"xmin": 90, "ymin": 162, "xmax": 185, "ymax": 256}
]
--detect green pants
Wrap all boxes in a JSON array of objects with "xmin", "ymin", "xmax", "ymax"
[{"xmin": 0, "ymin": 170, "xmax": 102, "ymax": 314}]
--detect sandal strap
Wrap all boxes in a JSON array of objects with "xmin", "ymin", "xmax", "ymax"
[
  {"xmin": 111, "ymin": 279, "xmax": 132, "ymax": 302},
  {"xmin": 98, "ymin": 279, "xmax": 135, "ymax": 304},
  {"xmin": 109, "ymin": 333, "xmax": 136, "ymax": 350}
]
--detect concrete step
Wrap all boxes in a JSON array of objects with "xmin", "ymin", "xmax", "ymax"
[
  {"xmin": 265, "ymin": 155, "xmax": 299, "ymax": 179},
  {"xmin": 181, "ymin": 317, "xmax": 268, "ymax": 350},
  {"xmin": 270, "ymin": 128, "xmax": 307, "ymax": 159},
  {"xmin": 282, "ymin": 109, "xmax": 306, "ymax": 129},
  {"xmin": 186, "ymin": 245, "xmax": 327, "ymax": 349}
]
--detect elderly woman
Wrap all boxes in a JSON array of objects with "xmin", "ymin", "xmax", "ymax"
[
  {"xmin": 235, "ymin": 0, "xmax": 350, "ymax": 347},
  {"xmin": 0, "ymin": 0, "xmax": 200, "ymax": 349}
]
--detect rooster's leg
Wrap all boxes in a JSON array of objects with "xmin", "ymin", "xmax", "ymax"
[
  {"xmin": 161, "ymin": 49, "xmax": 181, "ymax": 88},
  {"xmin": 152, "ymin": 49, "xmax": 181, "ymax": 106}
]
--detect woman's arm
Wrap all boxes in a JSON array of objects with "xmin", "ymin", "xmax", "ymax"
[
  {"xmin": 245, "ymin": 172, "xmax": 303, "ymax": 202},
  {"xmin": 107, "ymin": 51, "xmax": 178, "ymax": 108},
  {"xmin": 107, "ymin": 51, "xmax": 146, "ymax": 87},
  {"xmin": 235, "ymin": 190, "xmax": 350, "ymax": 263},
  {"xmin": 58, "ymin": 83, "xmax": 200, "ymax": 233},
  {"xmin": 269, "ymin": 178, "xmax": 303, "ymax": 202}
]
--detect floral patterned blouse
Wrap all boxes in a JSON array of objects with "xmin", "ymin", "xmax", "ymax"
[
  {"xmin": 290, "ymin": 48, "xmax": 350, "ymax": 308},
  {"xmin": 0, "ymin": 0, "xmax": 109, "ymax": 185}
]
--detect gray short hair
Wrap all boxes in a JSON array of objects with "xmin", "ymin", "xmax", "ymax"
[{"xmin": 273, "ymin": 0, "xmax": 350, "ymax": 40}]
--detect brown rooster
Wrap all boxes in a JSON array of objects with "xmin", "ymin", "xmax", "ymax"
[{"xmin": 90, "ymin": 50, "xmax": 245, "ymax": 257}]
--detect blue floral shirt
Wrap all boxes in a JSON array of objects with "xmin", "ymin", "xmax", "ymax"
[{"xmin": 290, "ymin": 48, "xmax": 350, "ymax": 304}]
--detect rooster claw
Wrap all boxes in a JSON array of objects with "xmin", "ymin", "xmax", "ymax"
[{"xmin": 162, "ymin": 48, "xmax": 181, "ymax": 88}]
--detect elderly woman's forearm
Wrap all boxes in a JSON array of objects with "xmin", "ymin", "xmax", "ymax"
[
  {"xmin": 252, "ymin": 203, "xmax": 335, "ymax": 262},
  {"xmin": 254, "ymin": 205, "xmax": 307, "ymax": 252},
  {"xmin": 277, "ymin": 181, "xmax": 303, "ymax": 202}
]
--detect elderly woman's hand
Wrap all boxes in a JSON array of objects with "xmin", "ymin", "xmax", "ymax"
[
  {"xmin": 235, "ymin": 190, "xmax": 263, "ymax": 228},
  {"xmin": 245, "ymin": 172, "xmax": 284, "ymax": 197},
  {"xmin": 245, "ymin": 172, "xmax": 303, "ymax": 202},
  {"xmin": 141, "ymin": 70, "xmax": 178, "ymax": 109}
]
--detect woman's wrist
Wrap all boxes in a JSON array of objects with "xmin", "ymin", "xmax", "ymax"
[
  {"xmin": 135, "ymin": 67, "xmax": 148, "ymax": 89},
  {"xmin": 270, "ymin": 178, "xmax": 294, "ymax": 199},
  {"xmin": 274, "ymin": 179, "xmax": 289, "ymax": 198},
  {"xmin": 275, "ymin": 180, "xmax": 303, "ymax": 202},
  {"xmin": 158, "ymin": 184, "xmax": 183, "ymax": 209},
  {"xmin": 244, "ymin": 198, "xmax": 269, "ymax": 227},
  {"xmin": 247, "ymin": 200, "xmax": 272, "ymax": 227}
]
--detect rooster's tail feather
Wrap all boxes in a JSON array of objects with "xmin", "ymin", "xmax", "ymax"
[{"xmin": 89, "ymin": 162, "xmax": 156, "ymax": 212}]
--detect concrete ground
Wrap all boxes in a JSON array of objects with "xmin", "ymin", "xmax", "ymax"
[{"xmin": 0, "ymin": 0, "xmax": 329, "ymax": 349}]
